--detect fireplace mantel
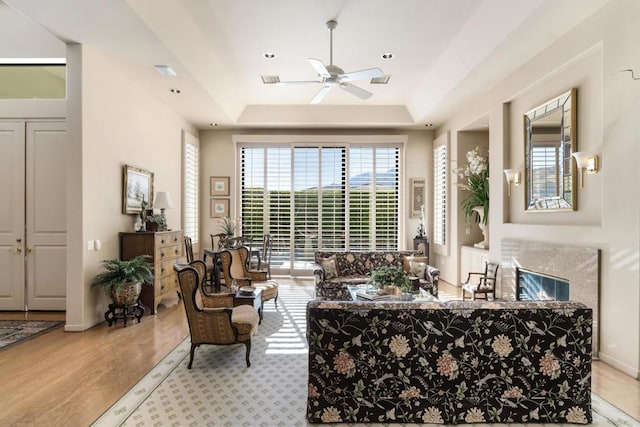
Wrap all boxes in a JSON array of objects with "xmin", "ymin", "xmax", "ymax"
[{"xmin": 501, "ymin": 238, "xmax": 600, "ymax": 356}]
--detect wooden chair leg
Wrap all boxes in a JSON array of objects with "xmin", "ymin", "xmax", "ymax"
[
  {"xmin": 244, "ymin": 340, "xmax": 252, "ymax": 367},
  {"xmin": 188, "ymin": 343, "xmax": 198, "ymax": 369}
]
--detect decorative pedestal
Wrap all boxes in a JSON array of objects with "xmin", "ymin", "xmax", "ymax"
[{"xmin": 104, "ymin": 301, "xmax": 144, "ymax": 327}]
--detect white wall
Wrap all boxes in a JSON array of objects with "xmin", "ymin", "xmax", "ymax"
[
  {"xmin": 65, "ymin": 45, "xmax": 196, "ymax": 330},
  {"xmin": 435, "ymin": 0, "xmax": 640, "ymax": 377},
  {"xmin": 199, "ymin": 129, "xmax": 433, "ymax": 255}
]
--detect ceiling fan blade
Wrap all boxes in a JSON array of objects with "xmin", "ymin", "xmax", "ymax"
[
  {"xmin": 310, "ymin": 85, "xmax": 332, "ymax": 104},
  {"xmin": 308, "ymin": 58, "xmax": 331, "ymax": 78},
  {"xmin": 275, "ymin": 80, "xmax": 321, "ymax": 86},
  {"xmin": 340, "ymin": 82, "xmax": 372, "ymax": 100},
  {"xmin": 339, "ymin": 67, "xmax": 384, "ymax": 82}
]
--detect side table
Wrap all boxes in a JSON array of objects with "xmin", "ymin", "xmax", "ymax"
[
  {"xmin": 104, "ymin": 301, "xmax": 144, "ymax": 327},
  {"xmin": 234, "ymin": 288, "xmax": 263, "ymax": 324}
]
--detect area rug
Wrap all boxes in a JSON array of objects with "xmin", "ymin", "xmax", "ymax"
[
  {"xmin": 0, "ymin": 320, "xmax": 64, "ymax": 351},
  {"xmin": 92, "ymin": 284, "xmax": 638, "ymax": 427}
]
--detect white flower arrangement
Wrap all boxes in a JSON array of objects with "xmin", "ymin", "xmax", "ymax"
[{"xmin": 453, "ymin": 147, "xmax": 489, "ymax": 224}]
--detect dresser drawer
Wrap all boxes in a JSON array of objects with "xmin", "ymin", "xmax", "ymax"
[
  {"xmin": 155, "ymin": 231, "xmax": 181, "ymax": 248},
  {"xmin": 158, "ymin": 258, "xmax": 177, "ymax": 278},
  {"xmin": 155, "ymin": 244, "xmax": 181, "ymax": 262},
  {"xmin": 155, "ymin": 274, "xmax": 178, "ymax": 294}
]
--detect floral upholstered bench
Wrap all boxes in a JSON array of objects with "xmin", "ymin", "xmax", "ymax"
[
  {"xmin": 312, "ymin": 250, "xmax": 440, "ymax": 300},
  {"xmin": 306, "ymin": 299, "xmax": 593, "ymax": 424}
]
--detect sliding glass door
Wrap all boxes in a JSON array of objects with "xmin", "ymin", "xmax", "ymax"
[{"xmin": 240, "ymin": 143, "xmax": 401, "ymax": 275}]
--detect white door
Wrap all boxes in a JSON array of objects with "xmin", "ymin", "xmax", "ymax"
[
  {"xmin": 0, "ymin": 122, "xmax": 26, "ymax": 310},
  {"xmin": 26, "ymin": 121, "xmax": 67, "ymax": 310},
  {"xmin": 0, "ymin": 121, "xmax": 67, "ymax": 311}
]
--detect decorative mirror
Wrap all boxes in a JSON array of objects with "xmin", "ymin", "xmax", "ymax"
[{"xmin": 523, "ymin": 88, "xmax": 577, "ymax": 211}]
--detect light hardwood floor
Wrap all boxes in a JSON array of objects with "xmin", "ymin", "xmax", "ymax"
[{"xmin": 0, "ymin": 280, "xmax": 638, "ymax": 426}]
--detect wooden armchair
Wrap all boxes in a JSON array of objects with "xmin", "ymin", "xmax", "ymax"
[
  {"xmin": 184, "ymin": 236, "xmax": 215, "ymax": 291},
  {"xmin": 219, "ymin": 246, "xmax": 279, "ymax": 308},
  {"xmin": 174, "ymin": 261, "xmax": 260, "ymax": 368},
  {"xmin": 462, "ymin": 261, "xmax": 499, "ymax": 301}
]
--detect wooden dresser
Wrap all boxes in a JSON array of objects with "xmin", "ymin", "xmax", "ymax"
[{"xmin": 119, "ymin": 230, "xmax": 184, "ymax": 314}]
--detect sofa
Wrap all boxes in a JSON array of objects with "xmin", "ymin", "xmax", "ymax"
[
  {"xmin": 306, "ymin": 299, "xmax": 593, "ymax": 424},
  {"xmin": 312, "ymin": 250, "xmax": 440, "ymax": 300}
]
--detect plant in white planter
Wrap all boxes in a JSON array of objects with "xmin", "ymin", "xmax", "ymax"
[{"xmin": 92, "ymin": 255, "xmax": 153, "ymax": 305}]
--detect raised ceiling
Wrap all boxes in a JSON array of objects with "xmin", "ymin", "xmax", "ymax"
[{"xmin": 2, "ymin": 0, "xmax": 610, "ymax": 129}]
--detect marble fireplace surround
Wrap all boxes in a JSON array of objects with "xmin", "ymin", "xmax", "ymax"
[{"xmin": 501, "ymin": 238, "xmax": 600, "ymax": 357}]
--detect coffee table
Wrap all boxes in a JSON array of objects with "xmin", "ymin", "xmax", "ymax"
[
  {"xmin": 347, "ymin": 285, "xmax": 438, "ymax": 302},
  {"xmin": 234, "ymin": 287, "xmax": 263, "ymax": 323}
]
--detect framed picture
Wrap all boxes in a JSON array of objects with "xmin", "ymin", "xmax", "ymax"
[
  {"xmin": 410, "ymin": 178, "xmax": 425, "ymax": 218},
  {"xmin": 210, "ymin": 198, "xmax": 230, "ymax": 218},
  {"xmin": 210, "ymin": 176, "xmax": 230, "ymax": 196},
  {"xmin": 123, "ymin": 165, "xmax": 154, "ymax": 214}
]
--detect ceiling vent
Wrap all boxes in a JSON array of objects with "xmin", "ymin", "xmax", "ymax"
[
  {"xmin": 154, "ymin": 65, "xmax": 176, "ymax": 76},
  {"xmin": 370, "ymin": 75, "xmax": 391, "ymax": 84},
  {"xmin": 261, "ymin": 75, "xmax": 281, "ymax": 84}
]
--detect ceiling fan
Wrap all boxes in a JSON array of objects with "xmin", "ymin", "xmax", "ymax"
[{"xmin": 276, "ymin": 20, "xmax": 384, "ymax": 104}]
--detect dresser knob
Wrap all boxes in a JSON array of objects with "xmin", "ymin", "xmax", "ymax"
[
  {"xmin": 161, "ymin": 239, "xmax": 165, "ymax": 244},
  {"xmin": 161, "ymin": 252, "xmax": 165, "ymax": 258}
]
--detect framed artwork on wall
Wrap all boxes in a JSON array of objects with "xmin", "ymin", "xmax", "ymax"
[
  {"xmin": 210, "ymin": 176, "xmax": 230, "ymax": 196},
  {"xmin": 210, "ymin": 198, "xmax": 230, "ymax": 218},
  {"xmin": 122, "ymin": 164, "xmax": 154, "ymax": 214},
  {"xmin": 410, "ymin": 178, "xmax": 425, "ymax": 218}
]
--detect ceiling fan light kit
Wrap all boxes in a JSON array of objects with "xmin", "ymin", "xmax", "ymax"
[{"xmin": 271, "ymin": 20, "xmax": 384, "ymax": 104}]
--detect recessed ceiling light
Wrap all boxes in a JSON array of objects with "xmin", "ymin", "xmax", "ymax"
[
  {"xmin": 169, "ymin": 88, "xmax": 181, "ymax": 94},
  {"xmin": 263, "ymin": 52, "xmax": 276, "ymax": 59},
  {"xmin": 154, "ymin": 64, "xmax": 176, "ymax": 76},
  {"xmin": 381, "ymin": 53, "xmax": 394, "ymax": 60},
  {"xmin": 425, "ymin": 123, "xmax": 433, "ymax": 127}
]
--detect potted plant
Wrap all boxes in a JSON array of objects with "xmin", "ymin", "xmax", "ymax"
[
  {"xmin": 453, "ymin": 146, "xmax": 489, "ymax": 224},
  {"xmin": 92, "ymin": 255, "xmax": 153, "ymax": 305},
  {"xmin": 369, "ymin": 266, "xmax": 411, "ymax": 294}
]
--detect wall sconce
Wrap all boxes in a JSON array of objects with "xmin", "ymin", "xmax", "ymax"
[
  {"xmin": 571, "ymin": 152, "xmax": 599, "ymax": 188},
  {"xmin": 503, "ymin": 169, "xmax": 521, "ymax": 197}
]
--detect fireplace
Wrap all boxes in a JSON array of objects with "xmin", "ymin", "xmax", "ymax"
[
  {"xmin": 516, "ymin": 268, "xmax": 569, "ymax": 301},
  {"xmin": 502, "ymin": 239, "xmax": 600, "ymax": 357}
]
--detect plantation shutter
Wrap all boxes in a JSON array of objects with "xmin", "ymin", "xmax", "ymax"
[
  {"xmin": 433, "ymin": 144, "xmax": 447, "ymax": 246},
  {"xmin": 373, "ymin": 147, "xmax": 399, "ymax": 250},
  {"xmin": 293, "ymin": 147, "xmax": 320, "ymax": 265},
  {"xmin": 241, "ymin": 147, "xmax": 265, "ymax": 238},
  {"xmin": 183, "ymin": 134, "xmax": 199, "ymax": 243},
  {"xmin": 348, "ymin": 147, "xmax": 373, "ymax": 250},
  {"xmin": 319, "ymin": 147, "xmax": 346, "ymax": 250}
]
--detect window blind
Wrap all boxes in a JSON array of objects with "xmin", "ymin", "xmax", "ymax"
[
  {"xmin": 183, "ymin": 138, "xmax": 199, "ymax": 243},
  {"xmin": 433, "ymin": 144, "xmax": 447, "ymax": 246}
]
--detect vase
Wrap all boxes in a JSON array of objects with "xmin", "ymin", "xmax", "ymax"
[{"xmin": 472, "ymin": 206, "xmax": 489, "ymax": 249}]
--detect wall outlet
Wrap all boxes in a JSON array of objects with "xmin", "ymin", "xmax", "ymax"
[
  {"xmin": 86, "ymin": 240, "xmax": 94, "ymax": 251},
  {"xmin": 465, "ymin": 226, "xmax": 471, "ymax": 236}
]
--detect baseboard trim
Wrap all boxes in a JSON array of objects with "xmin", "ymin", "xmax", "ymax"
[{"xmin": 598, "ymin": 351, "xmax": 640, "ymax": 379}]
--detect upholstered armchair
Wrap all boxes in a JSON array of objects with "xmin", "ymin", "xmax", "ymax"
[
  {"xmin": 219, "ymin": 247, "xmax": 279, "ymax": 308},
  {"xmin": 174, "ymin": 261, "xmax": 260, "ymax": 368}
]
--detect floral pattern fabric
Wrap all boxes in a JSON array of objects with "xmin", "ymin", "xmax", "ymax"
[
  {"xmin": 306, "ymin": 300, "xmax": 592, "ymax": 424},
  {"xmin": 313, "ymin": 251, "xmax": 440, "ymax": 300}
]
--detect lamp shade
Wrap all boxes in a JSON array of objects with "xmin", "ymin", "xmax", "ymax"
[
  {"xmin": 571, "ymin": 152, "xmax": 590, "ymax": 169},
  {"xmin": 154, "ymin": 191, "xmax": 174, "ymax": 210}
]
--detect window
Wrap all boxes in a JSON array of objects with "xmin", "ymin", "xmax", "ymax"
[
  {"xmin": 182, "ymin": 131, "xmax": 199, "ymax": 243},
  {"xmin": 239, "ymin": 138, "xmax": 403, "ymax": 273},
  {"xmin": 433, "ymin": 144, "xmax": 447, "ymax": 246}
]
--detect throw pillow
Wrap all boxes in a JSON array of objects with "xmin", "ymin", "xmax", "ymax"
[
  {"xmin": 321, "ymin": 256, "xmax": 339, "ymax": 279},
  {"xmin": 409, "ymin": 261, "xmax": 427, "ymax": 278},
  {"xmin": 403, "ymin": 256, "xmax": 427, "ymax": 274}
]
